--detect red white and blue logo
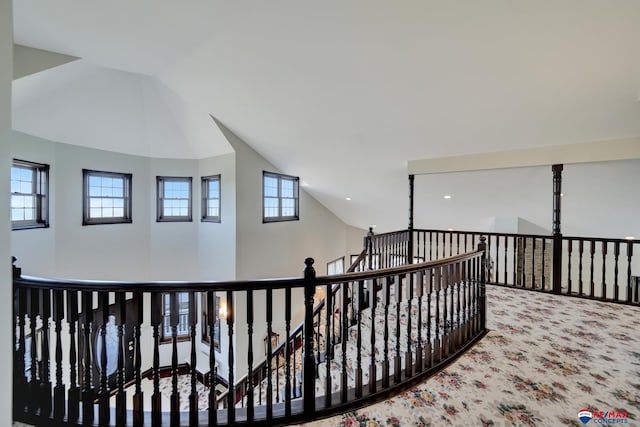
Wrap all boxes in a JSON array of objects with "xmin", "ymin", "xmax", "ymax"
[
  {"xmin": 578, "ymin": 409, "xmax": 593, "ymax": 424},
  {"xmin": 578, "ymin": 409, "xmax": 629, "ymax": 424}
]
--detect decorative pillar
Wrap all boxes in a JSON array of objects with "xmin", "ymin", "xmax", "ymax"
[
  {"xmin": 408, "ymin": 174, "xmax": 415, "ymax": 264},
  {"xmin": 552, "ymin": 164, "xmax": 563, "ymax": 294},
  {"xmin": 366, "ymin": 227, "xmax": 374, "ymax": 270},
  {"xmin": 302, "ymin": 258, "xmax": 316, "ymax": 417},
  {"xmin": 552, "ymin": 164, "xmax": 563, "ymax": 235},
  {"xmin": 478, "ymin": 237, "xmax": 487, "ymax": 330}
]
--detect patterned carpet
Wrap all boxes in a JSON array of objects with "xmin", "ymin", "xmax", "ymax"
[{"xmin": 295, "ymin": 285, "xmax": 640, "ymax": 427}]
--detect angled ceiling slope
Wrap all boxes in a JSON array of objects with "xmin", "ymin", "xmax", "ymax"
[
  {"xmin": 12, "ymin": 58, "xmax": 233, "ymax": 159},
  {"xmin": 13, "ymin": 44, "xmax": 79, "ymax": 79}
]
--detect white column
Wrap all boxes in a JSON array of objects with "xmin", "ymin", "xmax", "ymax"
[{"xmin": 0, "ymin": 0, "xmax": 13, "ymax": 424}]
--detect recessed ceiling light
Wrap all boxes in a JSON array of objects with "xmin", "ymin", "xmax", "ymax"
[
  {"xmin": 345, "ymin": 197, "xmax": 351, "ymax": 201},
  {"xmin": 625, "ymin": 236, "xmax": 635, "ymax": 240},
  {"xmin": 560, "ymin": 193, "xmax": 564, "ymax": 197},
  {"xmin": 300, "ymin": 180, "xmax": 310, "ymax": 187},
  {"xmin": 447, "ymin": 228, "xmax": 454, "ymax": 231},
  {"xmin": 443, "ymin": 195, "xmax": 452, "ymax": 199}
]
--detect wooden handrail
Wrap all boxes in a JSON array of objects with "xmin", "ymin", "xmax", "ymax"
[{"xmin": 14, "ymin": 275, "xmax": 307, "ymax": 292}]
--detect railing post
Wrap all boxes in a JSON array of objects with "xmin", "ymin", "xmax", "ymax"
[
  {"xmin": 366, "ymin": 227, "xmax": 374, "ymax": 270},
  {"xmin": 12, "ymin": 256, "xmax": 21, "ymax": 279},
  {"xmin": 408, "ymin": 174, "xmax": 415, "ymax": 264},
  {"xmin": 478, "ymin": 237, "xmax": 487, "ymax": 330},
  {"xmin": 303, "ymin": 258, "xmax": 316, "ymax": 418},
  {"xmin": 12, "ymin": 256, "xmax": 25, "ymax": 420},
  {"xmin": 552, "ymin": 164, "xmax": 563, "ymax": 294}
]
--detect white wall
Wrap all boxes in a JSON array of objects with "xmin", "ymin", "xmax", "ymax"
[
  {"xmin": 10, "ymin": 132, "xmax": 56, "ymax": 274},
  {"xmin": 217, "ymin": 121, "xmax": 366, "ymax": 381},
  {"xmin": 197, "ymin": 153, "xmax": 236, "ymax": 281},
  {"xmin": 148, "ymin": 158, "xmax": 200, "ymax": 280},
  {"xmin": 219, "ymin": 122, "xmax": 362, "ymax": 279},
  {"xmin": 10, "ymin": 132, "xmax": 153, "ymax": 279},
  {"xmin": 10, "ymin": 133, "xmax": 243, "ymax": 282},
  {"xmin": 0, "ymin": 0, "xmax": 12, "ymax": 423},
  {"xmin": 563, "ymin": 160, "xmax": 640, "ymax": 239},
  {"xmin": 194, "ymin": 154, "xmax": 238, "ymax": 377},
  {"xmin": 414, "ymin": 161, "xmax": 640, "ymax": 239}
]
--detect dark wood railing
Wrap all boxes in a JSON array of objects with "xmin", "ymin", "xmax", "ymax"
[
  {"xmin": 408, "ymin": 229, "xmax": 640, "ymax": 305},
  {"xmin": 223, "ymin": 248, "xmax": 369, "ymax": 411},
  {"xmin": 12, "ymin": 240, "xmax": 486, "ymax": 426}
]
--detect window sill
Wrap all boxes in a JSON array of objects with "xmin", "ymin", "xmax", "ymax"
[
  {"xmin": 12, "ymin": 223, "xmax": 49, "ymax": 231},
  {"xmin": 160, "ymin": 336, "xmax": 191, "ymax": 344}
]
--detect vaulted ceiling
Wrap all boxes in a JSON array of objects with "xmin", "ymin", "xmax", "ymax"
[{"xmin": 11, "ymin": 1, "xmax": 640, "ymax": 232}]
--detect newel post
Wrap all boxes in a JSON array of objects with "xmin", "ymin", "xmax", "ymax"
[
  {"xmin": 552, "ymin": 164, "xmax": 563, "ymax": 294},
  {"xmin": 408, "ymin": 174, "xmax": 415, "ymax": 264},
  {"xmin": 478, "ymin": 237, "xmax": 487, "ymax": 330},
  {"xmin": 12, "ymin": 256, "xmax": 21, "ymax": 280},
  {"xmin": 366, "ymin": 227, "xmax": 374, "ymax": 270},
  {"xmin": 303, "ymin": 257, "xmax": 316, "ymax": 417},
  {"xmin": 12, "ymin": 256, "xmax": 23, "ymax": 419}
]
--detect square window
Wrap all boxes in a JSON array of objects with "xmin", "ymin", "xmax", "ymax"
[
  {"xmin": 157, "ymin": 176, "xmax": 192, "ymax": 222},
  {"xmin": 263, "ymin": 171, "xmax": 299, "ymax": 223},
  {"xmin": 83, "ymin": 169, "xmax": 132, "ymax": 225},
  {"xmin": 11, "ymin": 159, "xmax": 49, "ymax": 230}
]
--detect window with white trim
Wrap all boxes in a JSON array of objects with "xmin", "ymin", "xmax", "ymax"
[
  {"xmin": 82, "ymin": 169, "xmax": 132, "ymax": 225},
  {"xmin": 263, "ymin": 171, "xmax": 299, "ymax": 222},
  {"xmin": 157, "ymin": 176, "xmax": 192, "ymax": 222},
  {"xmin": 11, "ymin": 159, "xmax": 49, "ymax": 230}
]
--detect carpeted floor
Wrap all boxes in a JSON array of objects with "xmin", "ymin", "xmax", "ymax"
[{"xmin": 294, "ymin": 285, "xmax": 640, "ymax": 427}]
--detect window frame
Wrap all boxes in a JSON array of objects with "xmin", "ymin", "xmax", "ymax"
[
  {"xmin": 201, "ymin": 174, "xmax": 221, "ymax": 223},
  {"xmin": 160, "ymin": 292, "xmax": 191, "ymax": 343},
  {"xmin": 201, "ymin": 293, "xmax": 221, "ymax": 351},
  {"xmin": 327, "ymin": 256, "xmax": 345, "ymax": 275},
  {"xmin": 156, "ymin": 176, "xmax": 193, "ymax": 222},
  {"xmin": 11, "ymin": 159, "xmax": 50, "ymax": 231},
  {"xmin": 82, "ymin": 169, "xmax": 132, "ymax": 226},
  {"xmin": 262, "ymin": 171, "xmax": 300, "ymax": 223}
]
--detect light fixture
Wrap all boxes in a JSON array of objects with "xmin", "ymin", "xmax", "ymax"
[
  {"xmin": 345, "ymin": 197, "xmax": 352, "ymax": 201},
  {"xmin": 624, "ymin": 236, "xmax": 635, "ymax": 240},
  {"xmin": 219, "ymin": 304, "xmax": 227, "ymax": 319},
  {"xmin": 443, "ymin": 195, "xmax": 452, "ymax": 199}
]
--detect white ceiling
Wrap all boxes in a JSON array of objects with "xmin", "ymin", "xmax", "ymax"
[{"xmin": 11, "ymin": 1, "xmax": 640, "ymax": 232}]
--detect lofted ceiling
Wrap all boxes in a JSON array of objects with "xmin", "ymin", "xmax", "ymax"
[{"xmin": 11, "ymin": 1, "xmax": 640, "ymax": 232}]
